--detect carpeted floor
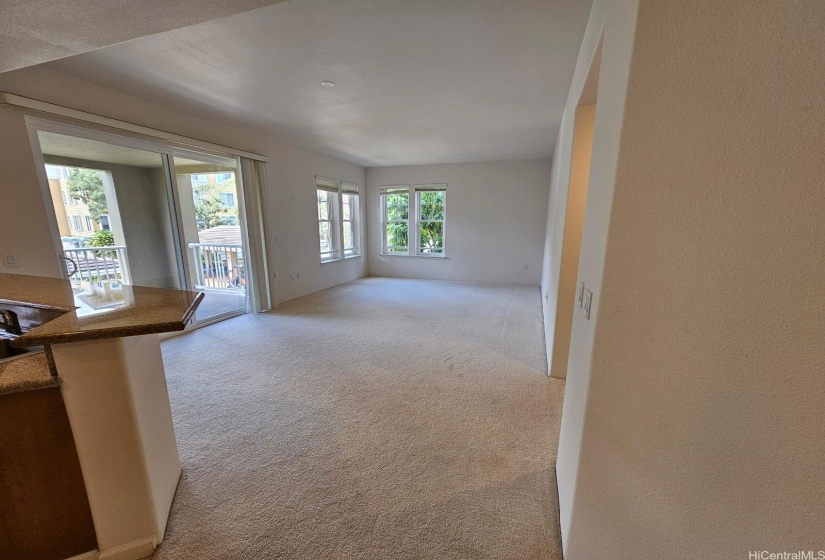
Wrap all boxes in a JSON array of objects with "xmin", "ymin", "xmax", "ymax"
[{"xmin": 153, "ymin": 277, "xmax": 565, "ymax": 559}]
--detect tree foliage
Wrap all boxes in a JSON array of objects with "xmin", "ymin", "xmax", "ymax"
[
  {"xmin": 87, "ymin": 229, "xmax": 114, "ymax": 247},
  {"xmin": 66, "ymin": 168, "xmax": 108, "ymax": 221},
  {"xmin": 195, "ymin": 194, "xmax": 224, "ymax": 230},
  {"xmin": 385, "ymin": 193, "xmax": 409, "ymax": 251},
  {"xmin": 193, "ymin": 180, "xmax": 236, "ymax": 230},
  {"xmin": 385, "ymin": 191, "xmax": 444, "ymax": 252},
  {"xmin": 418, "ymin": 191, "xmax": 444, "ymax": 252}
]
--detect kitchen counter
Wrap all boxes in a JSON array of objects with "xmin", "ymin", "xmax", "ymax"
[
  {"xmin": 0, "ymin": 352, "xmax": 57, "ymax": 395},
  {"xmin": 0, "ymin": 273, "xmax": 203, "ymax": 346},
  {"xmin": 0, "ymin": 272, "xmax": 204, "ymax": 559}
]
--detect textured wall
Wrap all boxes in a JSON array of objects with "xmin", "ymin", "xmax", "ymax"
[{"xmin": 558, "ymin": 0, "xmax": 825, "ymax": 557}]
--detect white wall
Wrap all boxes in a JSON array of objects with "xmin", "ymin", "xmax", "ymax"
[
  {"xmin": 0, "ymin": 65, "xmax": 366, "ymax": 304},
  {"xmin": 549, "ymin": 0, "xmax": 825, "ymax": 558},
  {"xmin": 366, "ymin": 159, "xmax": 551, "ymax": 285}
]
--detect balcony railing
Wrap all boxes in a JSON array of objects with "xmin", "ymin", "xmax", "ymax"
[
  {"xmin": 62, "ymin": 246, "xmax": 130, "ymax": 289},
  {"xmin": 188, "ymin": 243, "xmax": 245, "ymax": 291}
]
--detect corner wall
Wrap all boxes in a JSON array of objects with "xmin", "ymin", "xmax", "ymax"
[
  {"xmin": 0, "ymin": 65, "xmax": 366, "ymax": 304},
  {"xmin": 366, "ymin": 159, "xmax": 551, "ymax": 285},
  {"xmin": 551, "ymin": 0, "xmax": 825, "ymax": 557}
]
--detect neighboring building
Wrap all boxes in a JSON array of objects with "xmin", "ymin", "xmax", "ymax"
[
  {"xmin": 46, "ymin": 164, "xmax": 103, "ymax": 241},
  {"xmin": 191, "ymin": 172, "xmax": 239, "ymax": 227}
]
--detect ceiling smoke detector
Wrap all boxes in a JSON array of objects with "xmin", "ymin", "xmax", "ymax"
[{"xmin": 320, "ymin": 81, "xmax": 335, "ymax": 88}]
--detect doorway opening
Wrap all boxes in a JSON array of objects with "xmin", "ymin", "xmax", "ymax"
[
  {"xmin": 172, "ymin": 153, "xmax": 247, "ymax": 323},
  {"xmin": 550, "ymin": 42, "xmax": 601, "ymax": 378}
]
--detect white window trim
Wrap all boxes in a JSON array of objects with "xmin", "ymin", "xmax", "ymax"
[
  {"xmin": 380, "ymin": 185, "xmax": 410, "ymax": 255},
  {"xmin": 316, "ymin": 177, "xmax": 361, "ymax": 264},
  {"xmin": 380, "ymin": 184, "xmax": 447, "ymax": 257},
  {"xmin": 316, "ymin": 177, "xmax": 340, "ymax": 262},
  {"xmin": 341, "ymin": 181, "xmax": 361, "ymax": 259}
]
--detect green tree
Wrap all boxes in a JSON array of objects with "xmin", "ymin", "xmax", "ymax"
[
  {"xmin": 66, "ymin": 168, "xmax": 108, "ymax": 221},
  {"xmin": 87, "ymin": 229, "xmax": 114, "ymax": 247},
  {"xmin": 86, "ymin": 229, "xmax": 116, "ymax": 257},
  {"xmin": 418, "ymin": 191, "xmax": 444, "ymax": 252},
  {"xmin": 194, "ymin": 187, "xmax": 224, "ymax": 230},
  {"xmin": 193, "ymin": 178, "xmax": 237, "ymax": 230},
  {"xmin": 385, "ymin": 192, "xmax": 409, "ymax": 250}
]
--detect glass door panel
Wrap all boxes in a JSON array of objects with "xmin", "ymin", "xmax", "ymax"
[
  {"xmin": 170, "ymin": 152, "xmax": 247, "ymax": 323},
  {"xmin": 35, "ymin": 130, "xmax": 183, "ymax": 312}
]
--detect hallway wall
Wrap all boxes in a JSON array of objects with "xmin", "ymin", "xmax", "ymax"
[{"xmin": 550, "ymin": 0, "xmax": 825, "ymax": 557}]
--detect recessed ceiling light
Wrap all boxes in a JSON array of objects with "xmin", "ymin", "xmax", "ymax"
[{"xmin": 320, "ymin": 81, "xmax": 335, "ymax": 88}]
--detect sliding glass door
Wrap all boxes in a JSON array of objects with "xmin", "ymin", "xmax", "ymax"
[
  {"xmin": 170, "ymin": 152, "xmax": 247, "ymax": 323},
  {"xmin": 29, "ymin": 119, "xmax": 249, "ymax": 326}
]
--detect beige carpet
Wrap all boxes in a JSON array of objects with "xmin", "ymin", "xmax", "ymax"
[{"xmin": 154, "ymin": 277, "xmax": 565, "ymax": 559}]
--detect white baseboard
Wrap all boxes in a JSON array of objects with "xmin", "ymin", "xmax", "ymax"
[
  {"xmin": 98, "ymin": 537, "xmax": 156, "ymax": 560},
  {"xmin": 64, "ymin": 536, "xmax": 156, "ymax": 560}
]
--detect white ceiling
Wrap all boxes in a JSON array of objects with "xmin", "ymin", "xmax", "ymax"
[
  {"xmin": 46, "ymin": 0, "xmax": 592, "ymax": 167},
  {"xmin": 0, "ymin": 0, "xmax": 289, "ymax": 73}
]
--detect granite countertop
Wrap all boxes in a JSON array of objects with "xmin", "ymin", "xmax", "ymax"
[
  {"xmin": 0, "ymin": 273, "xmax": 203, "ymax": 347},
  {"xmin": 0, "ymin": 352, "xmax": 58, "ymax": 395}
]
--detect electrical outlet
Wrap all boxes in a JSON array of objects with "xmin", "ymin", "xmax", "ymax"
[
  {"xmin": 289, "ymin": 274, "xmax": 294, "ymax": 281},
  {"xmin": 577, "ymin": 282, "xmax": 585, "ymax": 307},
  {"xmin": 524, "ymin": 264, "xmax": 529, "ymax": 270},
  {"xmin": 296, "ymin": 273, "xmax": 301, "ymax": 280},
  {"xmin": 583, "ymin": 288, "xmax": 593, "ymax": 320},
  {"xmin": 544, "ymin": 292, "xmax": 549, "ymax": 302}
]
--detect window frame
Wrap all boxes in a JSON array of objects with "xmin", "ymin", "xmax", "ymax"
[
  {"xmin": 414, "ymin": 185, "xmax": 447, "ymax": 257},
  {"xmin": 380, "ymin": 186, "xmax": 411, "ymax": 255},
  {"xmin": 316, "ymin": 176, "xmax": 362, "ymax": 264},
  {"xmin": 341, "ymin": 182, "xmax": 361, "ymax": 259},
  {"xmin": 220, "ymin": 192, "xmax": 235, "ymax": 208},
  {"xmin": 380, "ymin": 184, "xmax": 447, "ymax": 257},
  {"xmin": 316, "ymin": 177, "xmax": 340, "ymax": 263}
]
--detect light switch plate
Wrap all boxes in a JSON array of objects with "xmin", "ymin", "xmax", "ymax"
[
  {"xmin": 3, "ymin": 253, "xmax": 19, "ymax": 267},
  {"xmin": 583, "ymin": 288, "xmax": 593, "ymax": 320},
  {"xmin": 577, "ymin": 282, "xmax": 585, "ymax": 307}
]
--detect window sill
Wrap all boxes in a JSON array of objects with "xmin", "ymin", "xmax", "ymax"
[
  {"xmin": 321, "ymin": 254, "xmax": 362, "ymax": 265},
  {"xmin": 379, "ymin": 253, "xmax": 447, "ymax": 259}
]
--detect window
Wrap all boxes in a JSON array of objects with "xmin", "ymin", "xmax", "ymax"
[
  {"xmin": 381, "ymin": 184, "xmax": 446, "ymax": 256},
  {"xmin": 415, "ymin": 185, "xmax": 446, "ymax": 254},
  {"xmin": 219, "ymin": 192, "xmax": 235, "ymax": 207},
  {"xmin": 85, "ymin": 216, "xmax": 93, "ymax": 231},
  {"xmin": 217, "ymin": 173, "xmax": 232, "ymax": 182},
  {"xmin": 317, "ymin": 177, "xmax": 340, "ymax": 262},
  {"xmin": 192, "ymin": 174, "xmax": 208, "ymax": 185},
  {"xmin": 316, "ymin": 177, "xmax": 361, "ymax": 262},
  {"xmin": 70, "ymin": 215, "xmax": 82, "ymax": 231},
  {"xmin": 61, "ymin": 189, "xmax": 69, "ymax": 205},
  {"xmin": 341, "ymin": 182, "xmax": 361, "ymax": 258},
  {"xmin": 381, "ymin": 187, "xmax": 410, "ymax": 254}
]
